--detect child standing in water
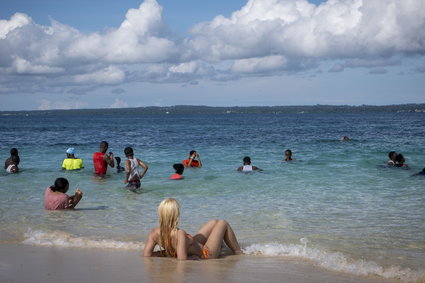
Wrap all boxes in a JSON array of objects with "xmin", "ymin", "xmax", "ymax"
[
  {"xmin": 115, "ymin": 156, "xmax": 125, "ymax": 173},
  {"xmin": 169, "ymin": 163, "xmax": 184, "ymax": 180},
  {"xmin": 124, "ymin": 147, "xmax": 148, "ymax": 189},
  {"xmin": 44, "ymin": 178, "xmax": 83, "ymax": 210}
]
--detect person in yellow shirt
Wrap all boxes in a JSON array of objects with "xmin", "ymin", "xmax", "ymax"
[{"xmin": 62, "ymin": 147, "xmax": 84, "ymax": 170}]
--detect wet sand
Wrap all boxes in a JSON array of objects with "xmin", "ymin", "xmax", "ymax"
[{"xmin": 0, "ymin": 244, "xmax": 398, "ymax": 283}]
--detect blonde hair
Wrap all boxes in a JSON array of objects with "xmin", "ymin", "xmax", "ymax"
[{"xmin": 158, "ymin": 198, "xmax": 180, "ymax": 257}]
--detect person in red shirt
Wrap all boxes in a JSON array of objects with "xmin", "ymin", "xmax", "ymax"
[
  {"xmin": 93, "ymin": 141, "xmax": 115, "ymax": 175},
  {"xmin": 182, "ymin": 150, "xmax": 202, "ymax": 168}
]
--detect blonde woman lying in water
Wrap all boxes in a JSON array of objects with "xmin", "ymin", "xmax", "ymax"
[{"xmin": 143, "ymin": 198, "xmax": 243, "ymax": 260}]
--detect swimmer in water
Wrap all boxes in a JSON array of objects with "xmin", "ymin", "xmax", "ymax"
[
  {"xmin": 183, "ymin": 150, "xmax": 202, "ymax": 168},
  {"xmin": 115, "ymin": 156, "xmax": 125, "ymax": 173},
  {"xmin": 237, "ymin": 156, "xmax": 261, "ymax": 172},
  {"xmin": 61, "ymin": 147, "xmax": 84, "ymax": 170},
  {"xmin": 6, "ymin": 155, "xmax": 19, "ymax": 173},
  {"xmin": 387, "ymin": 151, "xmax": 397, "ymax": 166},
  {"xmin": 143, "ymin": 198, "xmax": 242, "ymax": 260},
  {"xmin": 283, "ymin": 149, "xmax": 296, "ymax": 162},
  {"xmin": 341, "ymin": 136, "xmax": 350, "ymax": 141},
  {"xmin": 4, "ymin": 148, "xmax": 20, "ymax": 170},
  {"xmin": 395, "ymin": 154, "xmax": 408, "ymax": 168},
  {"xmin": 170, "ymin": 163, "xmax": 184, "ymax": 180}
]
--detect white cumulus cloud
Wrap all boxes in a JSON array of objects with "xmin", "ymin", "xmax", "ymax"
[
  {"xmin": 188, "ymin": 0, "xmax": 425, "ymax": 63},
  {"xmin": 0, "ymin": 13, "xmax": 31, "ymax": 39},
  {"xmin": 0, "ymin": 0, "xmax": 424, "ymax": 97}
]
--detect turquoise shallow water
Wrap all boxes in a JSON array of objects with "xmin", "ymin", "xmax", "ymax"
[{"xmin": 0, "ymin": 112, "xmax": 424, "ymax": 281}]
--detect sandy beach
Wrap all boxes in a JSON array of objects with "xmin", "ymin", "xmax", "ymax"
[{"xmin": 0, "ymin": 244, "xmax": 399, "ymax": 283}]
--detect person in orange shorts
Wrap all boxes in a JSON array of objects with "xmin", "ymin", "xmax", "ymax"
[{"xmin": 143, "ymin": 198, "xmax": 242, "ymax": 260}]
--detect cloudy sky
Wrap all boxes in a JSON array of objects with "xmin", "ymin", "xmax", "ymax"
[{"xmin": 0, "ymin": 0, "xmax": 424, "ymax": 110}]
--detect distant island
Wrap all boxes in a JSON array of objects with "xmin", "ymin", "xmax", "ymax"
[{"xmin": 1, "ymin": 104, "xmax": 425, "ymax": 116}]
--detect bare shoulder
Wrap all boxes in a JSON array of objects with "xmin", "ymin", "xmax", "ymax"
[
  {"xmin": 177, "ymin": 228, "xmax": 187, "ymax": 236},
  {"xmin": 149, "ymin": 227, "xmax": 160, "ymax": 240}
]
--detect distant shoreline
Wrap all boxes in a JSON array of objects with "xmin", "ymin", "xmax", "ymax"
[{"xmin": 1, "ymin": 103, "xmax": 425, "ymax": 116}]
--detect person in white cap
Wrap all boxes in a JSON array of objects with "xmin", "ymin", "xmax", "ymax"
[{"xmin": 61, "ymin": 147, "xmax": 84, "ymax": 171}]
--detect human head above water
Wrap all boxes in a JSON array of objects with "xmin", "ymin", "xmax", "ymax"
[
  {"xmin": 10, "ymin": 148, "xmax": 18, "ymax": 156},
  {"xmin": 66, "ymin": 147, "xmax": 75, "ymax": 158},
  {"xmin": 100, "ymin": 141, "xmax": 109, "ymax": 153},
  {"xmin": 388, "ymin": 151, "xmax": 397, "ymax": 160},
  {"xmin": 115, "ymin": 156, "xmax": 121, "ymax": 164},
  {"xmin": 124, "ymin": 147, "xmax": 134, "ymax": 157},
  {"xmin": 243, "ymin": 156, "xmax": 251, "ymax": 164},
  {"xmin": 396, "ymin": 154, "xmax": 405, "ymax": 164},
  {"xmin": 11, "ymin": 155, "xmax": 20, "ymax": 165},
  {"xmin": 51, "ymin": 177, "xmax": 69, "ymax": 193},
  {"xmin": 173, "ymin": 163, "xmax": 184, "ymax": 175},
  {"xmin": 285, "ymin": 149, "xmax": 292, "ymax": 156}
]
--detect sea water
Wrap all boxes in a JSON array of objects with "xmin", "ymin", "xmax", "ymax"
[{"xmin": 0, "ymin": 112, "xmax": 424, "ymax": 282}]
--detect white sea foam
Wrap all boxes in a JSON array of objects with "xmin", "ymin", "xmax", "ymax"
[
  {"xmin": 242, "ymin": 238, "xmax": 425, "ymax": 283},
  {"xmin": 22, "ymin": 230, "xmax": 424, "ymax": 282},
  {"xmin": 22, "ymin": 229, "xmax": 144, "ymax": 250}
]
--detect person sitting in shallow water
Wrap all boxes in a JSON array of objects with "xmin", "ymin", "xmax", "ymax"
[
  {"xmin": 387, "ymin": 151, "xmax": 397, "ymax": 166},
  {"xmin": 4, "ymin": 148, "xmax": 20, "ymax": 171},
  {"xmin": 44, "ymin": 177, "xmax": 83, "ymax": 210},
  {"xmin": 237, "ymin": 156, "xmax": 261, "ymax": 172},
  {"xmin": 143, "ymin": 198, "xmax": 242, "ymax": 260},
  {"xmin": 6, "ymin": 155, "xmax": 19, "ymax": 173},
  {"xmin": 61, "ymin": 147, "xmax": 84, "ymax": 170},
  {"xmin": 395, "ymin": 154, "xmax": 408, "ymax": 168},
  {"xmin": 283, "ymin": 149, "xmax": 296, "ymax": 162},
  {"xmin": 170, "ymin": 163, "xmax": 184, "ymax": 180}
]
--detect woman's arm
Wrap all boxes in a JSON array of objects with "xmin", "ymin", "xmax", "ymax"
[
  {"xmin": 143, "ymin": 229, "xmax": 158, "ymax": 257},
  {"xmin": 68, "ymin": 189, "xmax": 83, "ymax": 209},
  {"xmin": 176, "ymin": 229, "xmax": 188, "ymax": 260}
]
